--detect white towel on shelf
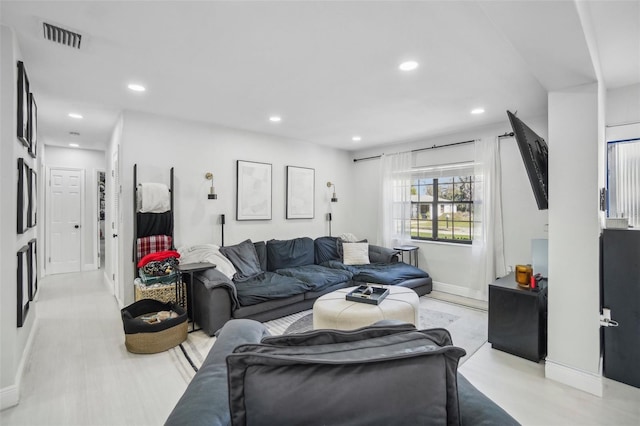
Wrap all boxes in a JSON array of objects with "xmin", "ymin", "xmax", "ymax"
[{"xmin": 137, "ymin": 183, "xmax": 170, "ymax": 213}]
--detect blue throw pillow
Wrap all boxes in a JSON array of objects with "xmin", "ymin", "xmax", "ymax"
[
  {"xmin": 266, "ymin": 237, "xmax": 314, "ymax": 271},
  {"xmin": 220, "ymin": 239, "xmax": 264, "ymax": 282},
  {"xmin": 253, "ymin": 241, "xmax": 267, "ymax": 272},
  {"xmin": 314, "ymin": 236, "xmax": 341, "ymax": 264}
]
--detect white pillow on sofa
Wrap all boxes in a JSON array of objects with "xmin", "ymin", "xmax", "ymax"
[{"xmin": 342, "ymin": 242, "xmax": 370, "ymax": 265}]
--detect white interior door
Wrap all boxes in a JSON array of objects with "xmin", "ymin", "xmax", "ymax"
[
  {"xmin": 111, "ymin": 149, "xmax": 121, "ymax": 303},
  {"xmin": 48, "ymin": 168, "xmax": 83, "ymax": 274}
]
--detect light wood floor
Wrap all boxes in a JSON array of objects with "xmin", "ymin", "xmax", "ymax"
[
  {"xmin": 0, "ymin": 270, "xmax": 189, "ymax": 426},
  {"xmin": 1, "ymin": 270, "xmax": 638, "ymax": 425}
]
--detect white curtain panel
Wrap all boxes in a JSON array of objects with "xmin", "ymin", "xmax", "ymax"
[
  {"xmin": 471, "ymin": 137, "xmax": 506, "ymax": 299},
  {"xmin": 608, "ymin": 139, "xmax": 640, "ymax": 228},
  {"xmin": 378, "ymin": 152, "xmax": 413, "ymax": 248}
]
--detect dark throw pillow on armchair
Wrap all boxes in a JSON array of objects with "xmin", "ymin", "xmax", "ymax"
[{"xmin": 227, "ymin": 323, "xmax": 466, "ymax": 426}]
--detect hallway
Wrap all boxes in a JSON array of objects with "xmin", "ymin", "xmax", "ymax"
[{"xmin": 0, "ymin": 270, "xmax": 187, "ymax": 425}]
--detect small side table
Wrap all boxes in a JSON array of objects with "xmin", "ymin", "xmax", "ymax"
[
  {"xmin": 393, "ymin": 245, "xmax": 419, "ymax": 267},
  {"xmin": 178, "ymin": 262, "xmax": 216, "ymax": 332},
  {"xmin": 488, "ymin": 272, "xmax": 548, "ymax": 362}
]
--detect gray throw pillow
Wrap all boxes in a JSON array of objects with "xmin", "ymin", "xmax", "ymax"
[
  {"xmin": 220, "ymin": 239, "xmax": 263, "ymax": 282},
  {"xmin": 227, "ymin": 324, "xmax": 465, "ymax": 426}
]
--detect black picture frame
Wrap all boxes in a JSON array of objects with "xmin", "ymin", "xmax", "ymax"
[
  {"xmin": 28, "ymin": 168, "xmax": 37, "ymax": 227},
  {"xmin": 236, "ymin": 160, "xmax": 272, "ymax": 221},
  {"xmin": 286, "ymin": 166, "xmax": 315, "ymax": 219},
  {"xmin": 28, "ymin": 239, "xmax": 38, "ymax": 301},
  {"xmin": 17, "ymin": 158, "xmax": 28, "ymax": 234},
  {"xmin": 17, "ymin": 245, "xmax": 30, "ymax": 327},
  {"xmin": 17, "ymin": 61, "xmax": 30, "ymax": 148},
  {"xmin": 28, "ymin": 93, "xmax": 37, "ymax": 158}
]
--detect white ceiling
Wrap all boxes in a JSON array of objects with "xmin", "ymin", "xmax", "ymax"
[{"xmin": 1, "ymin": 1, "xmax": 638, "ymax": 152}]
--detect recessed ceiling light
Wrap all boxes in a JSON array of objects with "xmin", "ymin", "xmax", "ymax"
[
  {"xmin": 471, "ymin": 108, "xmax": 485, "ymax": 114},
  {"xmin": 399, "ymin": 61, "xmax": 419, "ymax": 71},
  {"xmin": 69, "ymin": 143, "xmax": 79, "ymax": 148},
  {"xmin": 68, "ymin": 113, "xmax": 83, "ymax": 119},
  {"xmin": 269, "ymin": 116, "xmax": 282, "ymax": 123},
  {"xmin": 352, "ymin": 136, "xmax": 362, "ymax": 142},
  {"xmin": 128, "ymin": 83, "xmax": 146, "ymax": 92}
]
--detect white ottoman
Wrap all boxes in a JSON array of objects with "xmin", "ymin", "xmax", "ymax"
[{"xmin": 313, "ymin": 285, "xmax": 420, "ymax": 330}]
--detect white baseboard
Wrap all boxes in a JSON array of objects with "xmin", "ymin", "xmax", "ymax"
[
  {"xmin": 0, "ymin": 385, "xmax": 19, "ymax": 411},
  {"xmin": 545, "ymin": 359, "xmax": 603, "ymax": 397},
  {"xmin": 103, "ymin": 271, "xmax": 124, "ymax": 308},
  {"xmin": 1, "ymin": 318, "xmax": 39, "ymax": 411},
  {"xmin": 103, "ymin": 270, "xmax": 113, "ymax": 292},
  {"xmin": 82, "ymin": 263, "xmax": 98, "ymax": 272},
  {"xmin": 432, "ymin": 281, "xmax": 488, "ymax": 301}
]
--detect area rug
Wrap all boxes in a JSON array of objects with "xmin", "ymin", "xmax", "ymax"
[{"xmin": 170, "ymin": 296, "xmax": 487, "ymax": 380}]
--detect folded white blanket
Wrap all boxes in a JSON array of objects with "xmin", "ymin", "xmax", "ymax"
[
  {"xmin": 137, "ymin": 183, "xmax": 170, "ymax": 213},
  {"xmin": 177, "ymin": 244, "xmax": 236, "ymax": 279}
]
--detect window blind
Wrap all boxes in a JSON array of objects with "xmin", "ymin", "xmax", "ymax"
[{"xmin": 608, "ymin": 138, "xmax": 640, "ymax": 228}]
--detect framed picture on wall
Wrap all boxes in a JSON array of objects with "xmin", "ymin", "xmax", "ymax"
[
  {"xmin": 236, "ymin": 160, "xmax": 272, "ymax": 221},
  {"xmin": 17, "ymin": 61, "xmax": 30, "ymax": 148},
  {"xmin": 17, "ymin": 158, "xmax": 28, "ymax": 234},
  {"xmin": 28, "ymin": 239, "xmax": 38, "ymax": 301},
  {"xmin": 286, "ymin": 166, "xmax": 315, "ymax": 219},
  {"xmin": 28, "ymin": 93, "xmax": 37, "ymax": 158},
  {"xmin": 28, "ymin": 168, "xmax": 37, "ymax": 227},
  {"xmin": 17, "ymin": 245, "xmax": 30, "ymax": 327}
]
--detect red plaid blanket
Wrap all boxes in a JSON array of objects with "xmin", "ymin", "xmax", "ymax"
[{"xmin": 137, "ymin": 235, "xmax": 172, "ymax": 262}]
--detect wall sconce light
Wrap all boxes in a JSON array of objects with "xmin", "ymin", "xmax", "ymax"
[
  {"xmin": 205, "ymin": 172, "xmax": 217, "ymax": 199},
  {"xmin": 326, "ymin": 181, "xmax": 338, "ymax": 202}
]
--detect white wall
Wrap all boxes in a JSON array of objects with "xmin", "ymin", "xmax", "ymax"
[
  {"xmin": 117, "ymin": 110, "xmax": 355, "ymax": 305},
  {"xmin": 351, "ymin": 118, "xmax": 549, "ymax": 297},
  {"xmin": 606, "ymin": 83, "xmax": 640, "ymax": 126},
  {"xmin": 546, "ymin": 83, "xmax": 602, "ymax": 395},
  {"xmin": 43, "ymin": 146, "xmax": 106, "ymax": 271},
  {"xmin": 0, "ymin": 25, "xmax": 38, "ymax": 409}
]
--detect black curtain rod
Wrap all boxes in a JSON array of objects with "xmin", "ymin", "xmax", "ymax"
[{"xmin": 352, "ymin": 132, "xmax": 514, "ymax": 163}]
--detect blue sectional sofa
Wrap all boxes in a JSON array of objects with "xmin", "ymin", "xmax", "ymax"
[{"xmin": 191, "ymin": 236, "xmax": 432, "ymax": 335}]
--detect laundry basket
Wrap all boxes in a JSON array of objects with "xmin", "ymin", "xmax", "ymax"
[{"xmin": 121, "ymin": 299, "xmax": 187, "ymax": 354}]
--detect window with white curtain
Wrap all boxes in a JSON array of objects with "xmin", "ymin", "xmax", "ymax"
[{"xmin": 607, "ymin": 138, "xmax": 640, "ymax": 228}]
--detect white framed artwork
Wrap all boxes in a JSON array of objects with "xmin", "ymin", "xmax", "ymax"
[
  {"xmin": 286, "ymin": 166, "xmax": 315, "ymax": 219},
  {"xmin": 236, "ymin": 160, "xmax": 272, "ymax": 221}
]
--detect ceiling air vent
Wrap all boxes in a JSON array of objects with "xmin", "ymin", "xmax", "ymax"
[{"xmin": 43, "ymin": 22, "xmax": 82, "ymax": 49}]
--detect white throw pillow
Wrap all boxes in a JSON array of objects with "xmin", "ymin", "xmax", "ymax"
[{"xmin": 342, "ymin": 242, "xmax": 370, "ymax": 265}]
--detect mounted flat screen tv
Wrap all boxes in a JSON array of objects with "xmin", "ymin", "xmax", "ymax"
[{"xmin": 507, "ymin": 110, "xmax": 549, "ymax": 210}]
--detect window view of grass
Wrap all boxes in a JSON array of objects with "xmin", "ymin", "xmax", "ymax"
[
  {"xmin": 410, "ymin": 175, "xmax": 474, "ymax": 244},
  {"xmin": 410, "ymin": 214, "xmax": 475, "ymax": 240}
]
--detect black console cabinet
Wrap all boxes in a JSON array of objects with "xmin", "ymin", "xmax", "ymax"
[
  {"xmin": 601, "ymin": 229, "xmax": 640, "ymax": 388},
  {"xmin": 488, "ymin": 272, "xmax": 547, "ymax": 362}
]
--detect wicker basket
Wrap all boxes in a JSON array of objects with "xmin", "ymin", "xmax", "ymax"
[
  {"xmin": 134, "ymin": 279, "xmax": 185, "ymax": 306},
  {"xmin": 121, "ymin": 299, "xmax": 187, "ymax": 354}
]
